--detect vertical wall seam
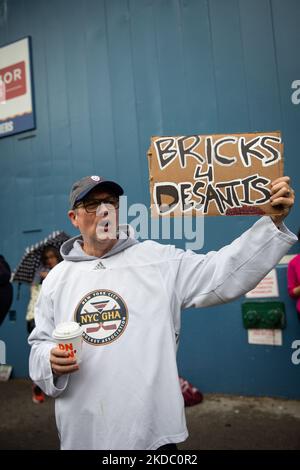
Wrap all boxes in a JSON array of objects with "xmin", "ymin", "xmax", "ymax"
[
  {"xmin": 176, "ymin": 0, "xmax": 188, "ymax": 132},
  {"xmin": 152, "ymin": 0, "xmax": 164, "ymax": 135},
  {"xmin": 41, "ymin": 0, "xmax": 55, "ymax": 222},
  {"xmin": 127, "ymin": 0, "xmax": 144, "ymax": 193},
  {"xmin": 237, "ymin": 0, "xmax": 251, "ymax": 130},
  {"xmin": 103, "ymin": 0, "xmax": 119, "ymax": 180},
  {"xmin": 83, "ymin": 0, "xmax": 96, "ymax": 173}
]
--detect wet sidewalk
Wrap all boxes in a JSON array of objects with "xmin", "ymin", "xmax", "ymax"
[{"xmin": 0, "ymin": 379, "xmax": 299, "ymax": 450}]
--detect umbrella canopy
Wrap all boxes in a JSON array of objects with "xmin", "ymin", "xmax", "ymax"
[{"xmin": 12, "ymin": 231, "xmax": 70, "ymax": 284}]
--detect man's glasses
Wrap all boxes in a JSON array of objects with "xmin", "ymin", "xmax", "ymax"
[{"xmin": 75, "ymin": 197, "xmax": 119, "ymax": 213}]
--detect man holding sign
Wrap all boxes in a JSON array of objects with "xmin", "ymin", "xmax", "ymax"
[{"xmin": 29, "ymin": 158, "xmax": 296, "ymax": 450}]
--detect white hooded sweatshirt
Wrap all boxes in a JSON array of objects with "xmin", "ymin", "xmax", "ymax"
[{"xmin": 28, "ymin": 217, "xmax": 297, "ymax": 450}]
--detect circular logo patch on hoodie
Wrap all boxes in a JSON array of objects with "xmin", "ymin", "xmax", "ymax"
[{"xmin": 74, "ymin": 290, "xmax": 128, "ymax": 345}]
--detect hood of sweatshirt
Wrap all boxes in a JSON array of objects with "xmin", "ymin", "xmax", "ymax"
[{"xmin": 60, "ymin": 225, "xmax": 139, "ymax": 262}]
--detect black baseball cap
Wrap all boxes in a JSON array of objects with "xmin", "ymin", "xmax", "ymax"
[{"xmin": 69, "ymin": 176, "xmax": 124, "ymax": 209}]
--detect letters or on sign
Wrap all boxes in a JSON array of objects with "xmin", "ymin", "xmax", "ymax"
[
  {"xmin": 245, "ymin": 269, "xmax": 279, "ymax": 298},
  {"xmin": 248, "ymin": 329, "xmax": 282, "ymax": 346},
  {"xmin": 147, "ymin": 132, "xmax": 283, "ymax": 217}
]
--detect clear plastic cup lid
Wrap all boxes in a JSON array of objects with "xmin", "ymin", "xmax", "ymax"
[{"xmin": 52, "ymin": 321, "xmax": 83, "ymax": 340}]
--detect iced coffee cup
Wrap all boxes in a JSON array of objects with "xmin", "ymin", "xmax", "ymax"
[{"xmin": 52, "ymin": 321, "xmax": 83, "ymax": 364}]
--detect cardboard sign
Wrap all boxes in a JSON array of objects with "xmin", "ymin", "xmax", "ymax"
[
  {"xmin": 245, "ymin": 269, "xmax": 279, "ymax": 298},
  {"xmin": 147, "ymin": 131, "xmax": 283, "ymax": 217}
]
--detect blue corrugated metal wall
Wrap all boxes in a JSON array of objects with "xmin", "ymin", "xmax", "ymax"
[{"xmin": 0, "ymin": 0, "xmax": 299, "ymax": 397}]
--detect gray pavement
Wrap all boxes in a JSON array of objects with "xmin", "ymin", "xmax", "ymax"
[{"xmin": 0, "ymin": 379, "xmax": 299, "ymax": 450}]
